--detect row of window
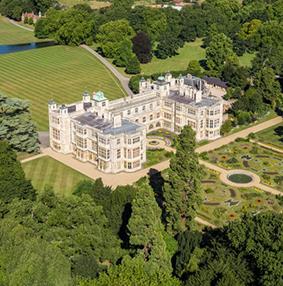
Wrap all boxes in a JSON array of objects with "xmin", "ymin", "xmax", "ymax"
[
  {"xmin": 126, "ymin": 102, "xmax": 160, "ymax": 116},
  {"xmin": 206, "ymin": 119, "xmax": 220, "ymax": 128}
]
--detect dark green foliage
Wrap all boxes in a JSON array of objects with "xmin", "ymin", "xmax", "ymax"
[
  {"xmin": 155, "ymin": 31, "xmax": 182, "ymax": 59},
  {"xmin": 163, "ymin": 126, "xmax": 203, "ymax": 234},
  {"xmin": 132, "ymin": 32, "xmax": 152, "ymax": 64},
  {"xmin": 220, "ymin": 119, "xmax": 233, "ymax": 135},
  {"xmin": 0, "ymin": 141, "xmax": 36, "ymax": 203},
  {"xmin": 126, "ymin": 54, "xmax": 141, "ymax": 74},
  {"xmin": 79, "ymin": 255, "xmax": 180, "ymax": 286},
  {"xmin": 113, "ymin": 38, "xmax": 134, "ymax": 67},
  {"xmin": 7, "ymin": 188, "xmax": 122, "ymax": 276},
  {"xmin": 254, "ymin": 67, "xmax": 283, "ymax": 109},
  {"xmin": 187, "ymin": 60, "xmax": 203, "ymax": 77},
  {"xmin": 0, "ymin": 94, "xmax": 39, "ymax": 153},
  {"xmin": 206, "ymin": 33, "xmax": 237, "ymax": 76},
  {"xmin": 0, "ymin": 0, "xmax": 57, "ymax": 20},
  {"xmin": 74, "ymin": 179, "xmax": 135, "ymax": 237},
  {"xmin": 222, "ymin": 60, "xmax": 249, "ymax": 89},
  {"xmin": 0, "ymin": 218, "xmax": 71, "ymax": 285}
]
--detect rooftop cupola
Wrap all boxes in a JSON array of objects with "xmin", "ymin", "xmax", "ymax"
[
  {"xmin": 93, "ymin": 91, "xmax": 107, "ymax": 103},
  {"xmin": 82, "ymin": 91, "xmax": 90, "ymax": 102},
  {"xmin": 48, "ymin": 99, "xmax": 57, "ymax": 110}
]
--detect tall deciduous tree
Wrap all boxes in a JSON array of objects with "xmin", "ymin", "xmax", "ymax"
[
  {"xmin": 0, "ymin": 95, "xmax": 39, "ymax": 153},
  {"xmin": 206, "ymin": 33, "xmax": 237, "ymax": 76},
  {"xmin": 126, "ymin": 54, "xmax": 141, "ymax": 75},
  {"xmin": 187, "ymin": 60, "xmax": 203, "ymax": 77},
  {"xmin": 96, "ymin": 19, "xmax": 135, "ymax": 58},
  {"xmin": 0, "ymin": 141, "xmax": 36, "ymax": 203},
  {"xmin": 163, "ymin": 126, "xmax": 203, "ymax": 234},
  {"xmin": 78, "ymin": 255, "xmax": 180, "ymax": 286},
  {"xmin": 132, "ymin": 32, "xmax": 152, "ymax": 64},
  {"xmin": 254, "ymin": 67, "xmax": 282, "ymax": 109},
  {"xmin": 0, "ymin": 218, "xmax": 71, "ymax": 286}
]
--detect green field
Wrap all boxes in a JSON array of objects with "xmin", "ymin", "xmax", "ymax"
[
  {"xmin": 140, "ymin": 38, "xmax": 255, "ymax": 75},
  {"xmin": 0, "ymin": 16, "xmax": 40, "ymax": 45},
  {"xmin": 0, "ymin": 46, "xmax": 126, "ymax": 130},
  {"xmin": 256, "ymin": 123, "xmax": 283, "ymax": 149},
  {"xmin": 60, "ymin": 0, "xmax": 110, "ymax": 8},
  {"xmin": 22, "ymin": 156, "xmax": 90, "ymax": 196},
  {"xmin": 141, "ymin": 39, "xmax": 206, "ymax": 75}
]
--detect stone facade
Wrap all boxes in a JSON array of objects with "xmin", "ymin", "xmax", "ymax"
[{"xmin": 48, "ymin": 73, "xmax": 224, "ymax": 173}]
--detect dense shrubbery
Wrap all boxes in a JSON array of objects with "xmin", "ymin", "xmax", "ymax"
[{"xmin": 0, "ymin": 127, "xmax": 282, "ymax": 285}]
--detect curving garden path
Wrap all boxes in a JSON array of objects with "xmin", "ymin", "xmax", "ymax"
[
  {"xmin": 199, "ymin": 160, "xmax": 282, "ymax": 196},
  {"xmin": 8, "ymin": 18, "xmax": 34, "ymax": 32}
]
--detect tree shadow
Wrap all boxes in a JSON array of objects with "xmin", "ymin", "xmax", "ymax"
[
  {"xmin": 118, "ymin": 202, "xmax": 132, "ymax": 249},
  {"xmin": 274, "ymin": 126, "xmax": 283, "ymax": 143},
  {"xmin": 148, "ymin": 168, "xmax": 167, "ymax": 224}
]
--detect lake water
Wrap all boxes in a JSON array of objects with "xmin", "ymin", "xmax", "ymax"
[{"xmin": 0, "ymin": 41, "xmax": 56, "ymax": 55}]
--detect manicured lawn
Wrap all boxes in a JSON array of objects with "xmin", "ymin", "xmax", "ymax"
[
  {"xmin": 0, "ymin": 16, "xmax": 40, "ymax": 45},
  {"xmin": 198, "ymin": 168, "xmax": 283, "ymax": 226},
  {"xmin": 22, "ymin": 156, "xmax": 90, "ymax": 196},
  {"xmin": 60, "ymin": 0, "xmax": 110, "ymax": 8},
  {"xmin": 144, "ymin": 149, "xmax": 173, "ymax": 168},
  {"xmin": 0, "ymin": 46, "xmax": 126, "ymax": 130},
  {"xmin": 141, "ymin": 39, "xmax": 205, "ymax": 75},
  {"xmin": 140, "ymin": 39, "xmax": 255, "ymax": 75},
  {"xmin": 256, "ymin": 123, "xmax": 283, "ymax": 149},
  {"xmin": 203, "ymin": 140, "xmax": 283, "ymax": 191}
]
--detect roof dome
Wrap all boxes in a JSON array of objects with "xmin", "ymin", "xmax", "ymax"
[
  {"xmin": 158, "ymin": 76, "xmax": 165, "ymax": 81},
  {"xmin": 94, "ymin": 91, "xmax": 107, "ymax": 102}
]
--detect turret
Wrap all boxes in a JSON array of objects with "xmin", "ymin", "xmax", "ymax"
[
  {"xmin": 48, "ymin": 99, "xmax": 57, "ymax": 111},
  {"xmin": 82, "ymin": 91, "xmax": 90, "ymax": 103}
]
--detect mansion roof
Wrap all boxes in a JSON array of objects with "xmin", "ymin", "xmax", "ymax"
[{"xmin": 73, "ymin": 112, "xmax": 141, "ymax": 135}]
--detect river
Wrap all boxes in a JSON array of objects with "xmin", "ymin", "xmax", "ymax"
[{"xmin": 0, "ymin": 41, "xmax": 56, "ymax": 55}]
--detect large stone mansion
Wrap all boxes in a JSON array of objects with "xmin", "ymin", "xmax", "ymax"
[{"xmin": 48, "ymin": 73, "xmax": 224, "ymax": 173}]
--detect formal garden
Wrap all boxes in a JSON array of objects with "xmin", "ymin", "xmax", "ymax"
[
  {"xmin": 197, "ymin": 168, "xmax": 283, "ymax": 226},
  {"xmin": 201, "ymin": 139, "xmax": 283, "ymax": 192}
]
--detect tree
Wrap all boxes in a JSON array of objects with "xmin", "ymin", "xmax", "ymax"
[
  {"xmin": 180, "ymin": 6, "xmax": 206, "ymax": 42},
  {"xmin": 8, "ymin": 189, "xmax": 123, "ymax": 277},
  {"xmin": 128, "ymin": 7, "xmax": 167, "ymax": 42},
  {"xmin": 206, "ymin": 33, "xmax": 237, "ymax": 76},
  {"xmin": 0, "ymin": 218, "xmax": 71, "ymax": 286},
  {"xmin": 224, "ymin": 212, "xmax": 283, "ymax": 285},
  {"xmin": 220, "ymin": 119, "xmax": 232, "ymax": 135},
  {"xmin": 55, "ymin": 8, "xmax": 95, "ymax": 46},
  {"xmin": 0, "ymin": 141, "xmax": 36, "ymax": 203},
  {"xmin": 125, "ymin": 54, "xmax": 141, "ymax": 74},
  {"xmin": 0, "ymin": 94, "xmax": 39, "ymax": 153},
  {"xmin": 96, "ymin": 19, "xmax": 135, "ymax": 58},
  {"xmin": 187, "ymin": 60, "xmax": 203, "ymax": 77},
  {"xmin": 78, "ymin": 255, "xmax": 180, "ymax": 286},
  {"xmin": 113, "ymin": 38, "xmax": 134, "ymax": 67},
  {"xmin": 128, "ymin": 178, "xmax": 171, "ymax": 272},
  {"xmin": 254, "ymin": 67, "xmax": 282, "ymax": 109},
  {"xmin": 163, "ymin": 126, "xmax": 203, "ymax": 234},
  {"xmin": 155, "ymin": 31, "xmax": 181, "ymax": 59},
  {"xmin": 132, "ymin": 32, "xmax": 152, "ymax": 64},
  {"xmin": 222, "ymin": 59, "xmax": 249, "ymax": 89}
]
